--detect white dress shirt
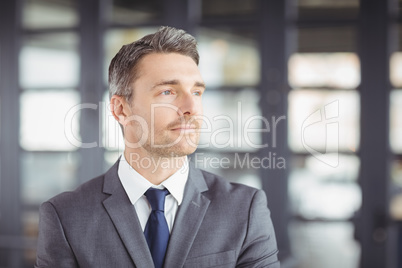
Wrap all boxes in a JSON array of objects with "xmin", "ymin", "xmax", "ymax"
[{"xmin": 117, "ymin": 154, "xmax": 189, "ymax": 233}]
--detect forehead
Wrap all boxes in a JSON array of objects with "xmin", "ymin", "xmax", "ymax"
[{"xmin": 137, "ymin": 53, "xmax": 201, "ymax": 78}]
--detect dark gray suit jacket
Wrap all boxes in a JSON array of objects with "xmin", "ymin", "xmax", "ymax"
[{"xmin": 35, "ymin": 160, "xmax": 280, "ymax": 267}]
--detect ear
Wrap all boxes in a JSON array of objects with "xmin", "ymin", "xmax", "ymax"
[{"xmin": 110, "ymin": 95, "xmax": 130, "ymax": 126}]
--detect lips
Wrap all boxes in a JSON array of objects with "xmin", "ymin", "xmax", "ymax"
[
  {"xmin": 167, "ymin": 116, "xmax": 200, "ymax": 131},
  {"xmin": 170, "ymin": 124, "xmax": 197, "ymax": 131}
]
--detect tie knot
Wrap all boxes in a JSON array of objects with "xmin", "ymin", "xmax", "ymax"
[{"xmin": 145, "ymin": 188, "xmax": 170, "ymax": 211}]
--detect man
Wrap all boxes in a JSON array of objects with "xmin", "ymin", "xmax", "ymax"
[{"xmin": 35, "ymin": 26, "xmax": 279, "ymax": 268}]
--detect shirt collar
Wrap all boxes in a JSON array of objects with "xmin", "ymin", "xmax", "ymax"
[{"xmin": 117, "ymin": 154, "xmax": 189, "ymax": 206}]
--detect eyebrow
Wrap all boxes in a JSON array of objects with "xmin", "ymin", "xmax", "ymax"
[{"xmin": 152, "ymin": 79, "xmax": 206, "ymax": 90}]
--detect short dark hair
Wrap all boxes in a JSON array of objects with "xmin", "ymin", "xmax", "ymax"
[{"xmin": 108, "ymin": 26, "xmax": 199, "ymax": 101}]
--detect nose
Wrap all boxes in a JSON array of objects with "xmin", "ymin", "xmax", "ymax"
[{"xmin": 177, "ymin": 92, "xmax": 201, "ymax": 116}]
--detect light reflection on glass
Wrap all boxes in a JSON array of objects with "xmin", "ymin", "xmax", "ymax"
[
  {"xmin": 198, "ymin": 28, "xmax": 260, "ymax": 87},
  {"xmin": 20, "ymin": 44, "xmax": 79, "ymax": 88},
  {"xmin": 288, "ymin": 53, "xmax": 360, "ymax": 89},
  {"xmin": 390, "ymin": 90, "xmax": 402, "ymax": 153},
  {"xmin": 200, "ymin": 88, "xmax": 262, "ymax": 152},
  {"xmin": 288, "ymin": 89, "xmax": 360, "ymax": 153},
  {"xmin": 20, "ymin": 90, "xmax": 80, "ymax": 151},
  {"xmin": 289, "ymin": 154, "xmax": 361, "ymax": 220},
  {"xmin": 23, "ymin": 0, "xmax": 77, "ymax": 29},
  {"xmin": 390, "ymin": 52, "xmax": 402, "ymax": 87}
]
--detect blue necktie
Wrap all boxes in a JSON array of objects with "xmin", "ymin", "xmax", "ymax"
[{"xmin": 144, "ymin": 188, "xmax": 170, "ymax": 268}]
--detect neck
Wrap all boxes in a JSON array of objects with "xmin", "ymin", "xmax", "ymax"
[{"xmin": 124, "ymin": 150, "xmax": 187, "ymax": 185}]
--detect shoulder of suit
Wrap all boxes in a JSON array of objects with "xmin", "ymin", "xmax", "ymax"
[
  {"xmin": 194, "ymin": 168, "xmax": 268, "ymax": 213},
  {"xmin": 197, "ymin": 168, "xmax": 260, "ymax": 196},
  {"xmin": 47, "ymin": 165, "xmax": 263, "ymax": 208},
  {"xmin": 46, "ymin": 173, "xmax": 106, "ymax": 208}
]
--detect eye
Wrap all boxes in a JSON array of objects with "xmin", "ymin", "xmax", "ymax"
[
  {"xmin": 192, "ymin": 90, "xmax": 202, "ymax": 96},
  {"xmin": 161, "ymin": 90, "xmax": 173, "ymax": 95}
]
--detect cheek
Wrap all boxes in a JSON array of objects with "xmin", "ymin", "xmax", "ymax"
[
  {"xmin": 151, "ymin": 106, "xmax": 178, "ymax": 127},
  {"xmin": 197, "ymin": 98, "xmax": 203, "ymax": 113}
]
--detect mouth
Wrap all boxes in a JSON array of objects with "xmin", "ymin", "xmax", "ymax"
[{"xmin": 170, "ymin": 124, "xmax": 197, "ymax": 132}]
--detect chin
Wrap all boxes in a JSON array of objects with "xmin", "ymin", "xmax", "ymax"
[
  {"xmin": 169, "ymin": 144, "xmax": 197, "ymax": 157},
  {"xmin": 144, "ymin": 142, "xmax": 198, "ymax": 158},
  {"xmin": 147, "ymin": 134, "xmax": 200, "ymax": 157}
]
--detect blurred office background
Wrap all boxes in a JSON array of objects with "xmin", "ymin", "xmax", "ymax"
[{"xmin": 0, "ymin": 0, "xmax": 401, "ymax": 267}]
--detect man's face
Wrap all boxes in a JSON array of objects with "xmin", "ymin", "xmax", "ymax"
[{"xmin": 123, "ymin": 52, "xmax": 205, "ymax": 158}]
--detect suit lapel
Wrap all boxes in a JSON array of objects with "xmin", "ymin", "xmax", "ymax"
[
  {"xmin": 163, "ymin": 164, "xmax": 210, "ymax": 268},
  {"xmin": 102, "ymin": 160, "xmax": 154, "ymax": 268}
]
